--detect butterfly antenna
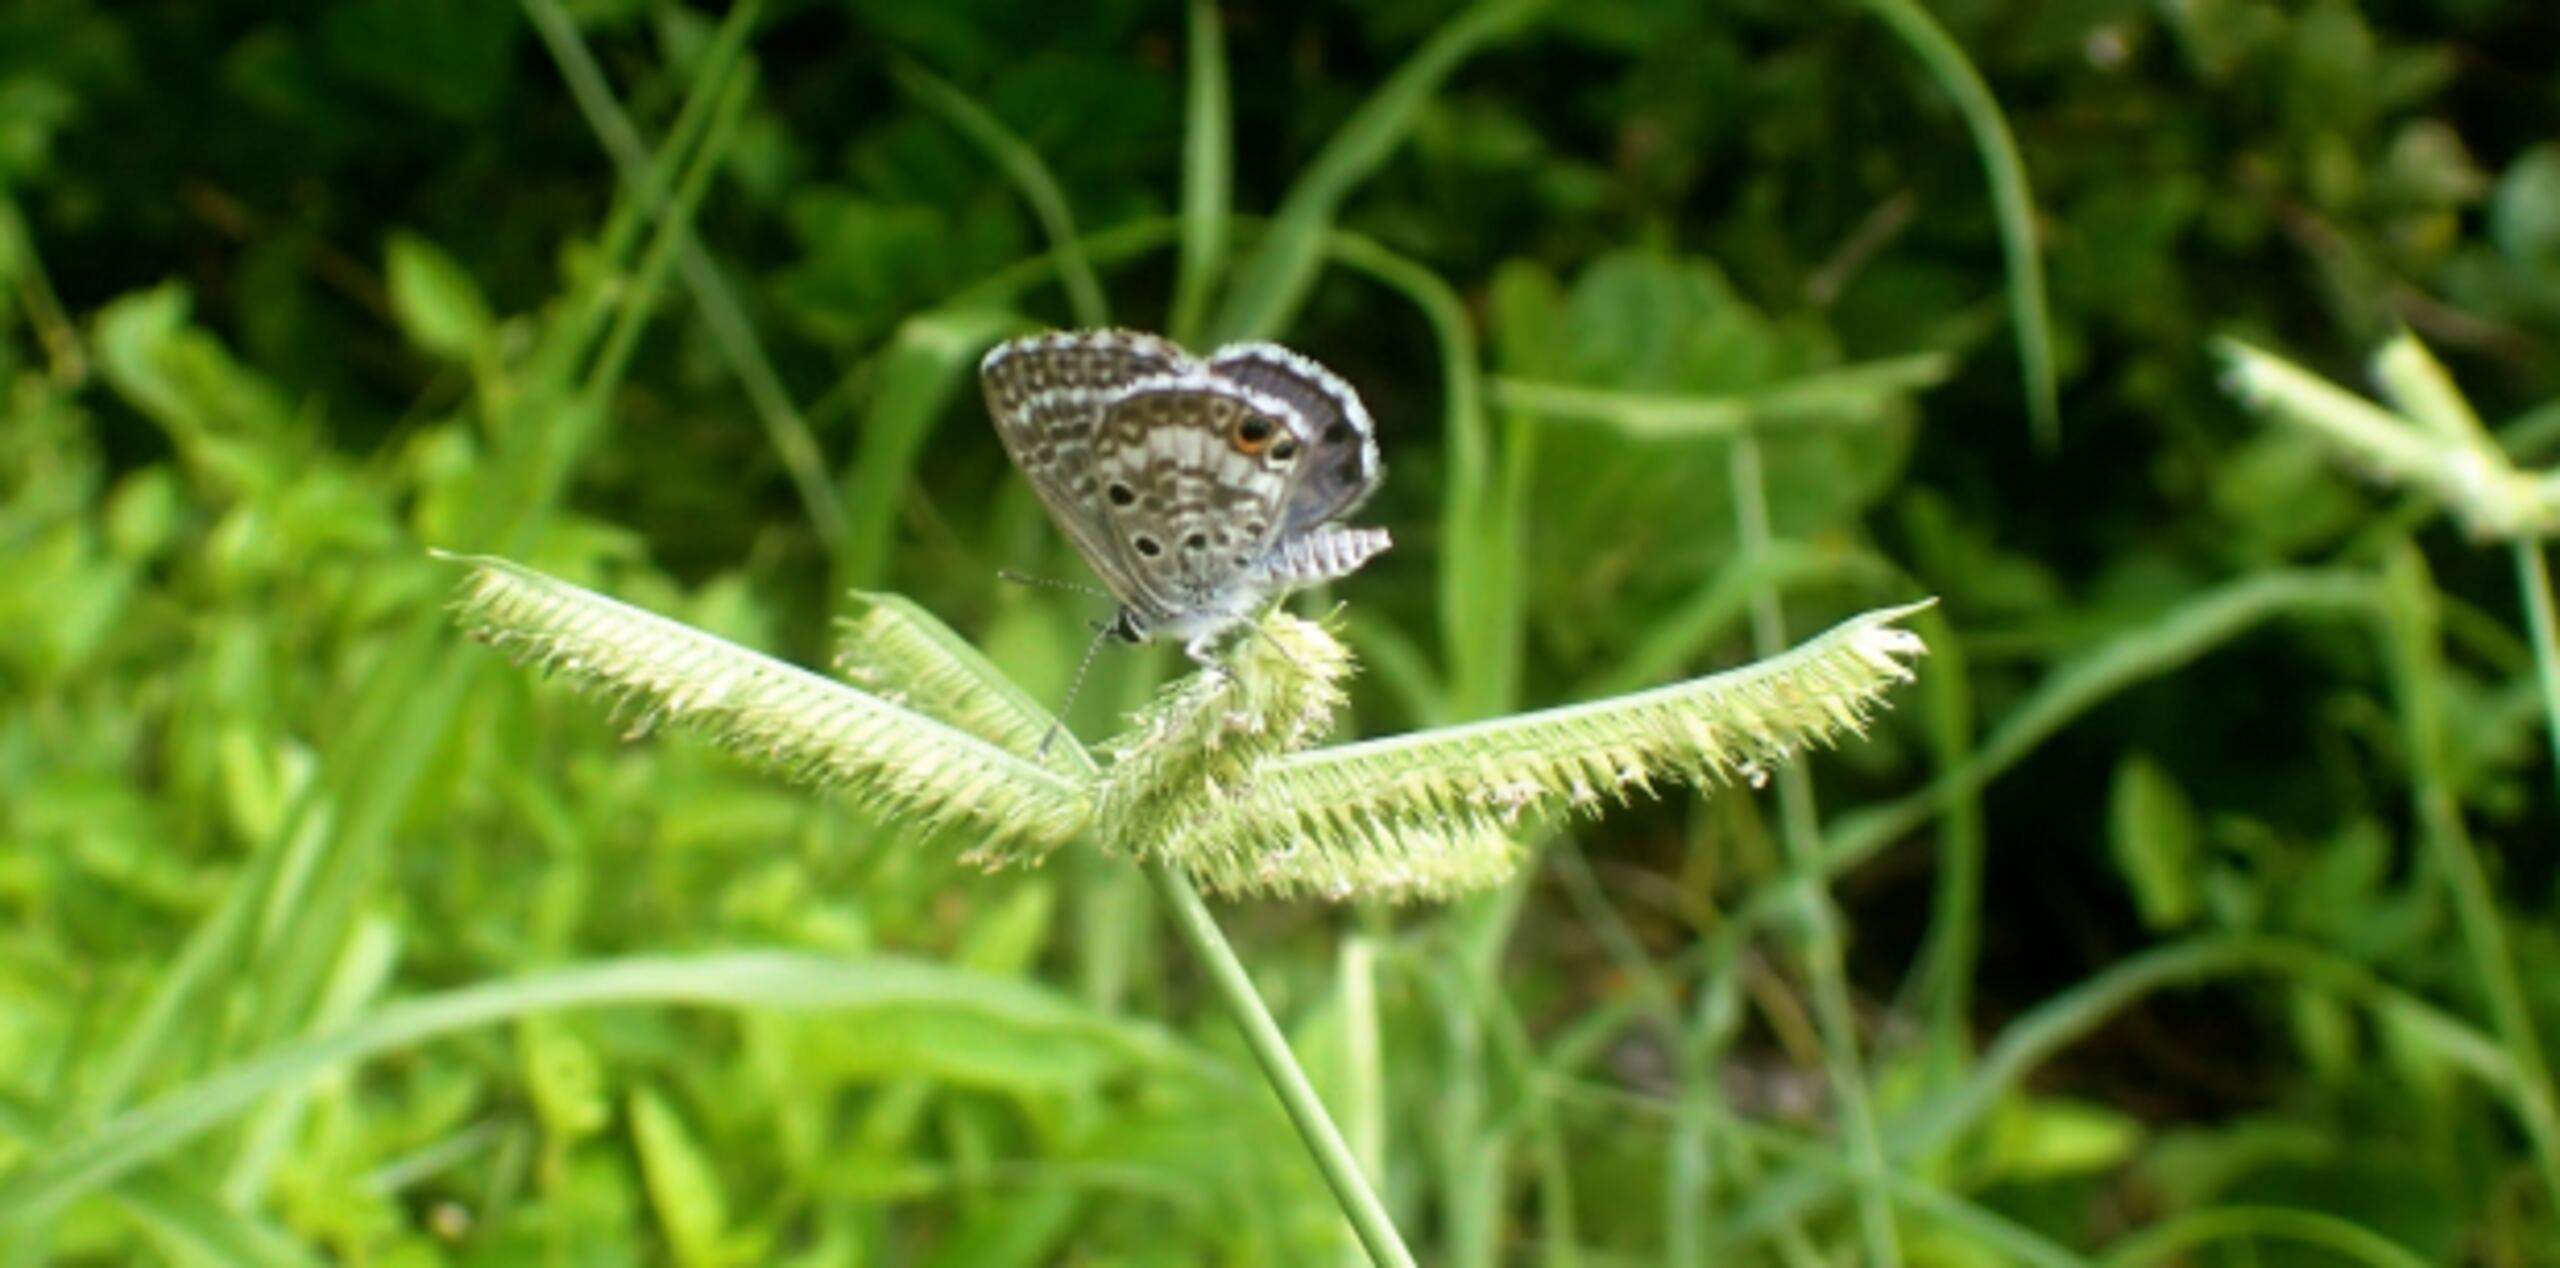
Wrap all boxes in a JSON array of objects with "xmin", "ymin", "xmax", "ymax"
[
  {"xmin": 999, "ymin": 569, "xmax": 1113, "ymax": 601},
  {"xmin": 1038, "ymin": 621, "xmax": 1116, "ymax": 757}
]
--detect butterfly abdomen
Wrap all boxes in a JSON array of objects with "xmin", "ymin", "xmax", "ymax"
[{"xmin": 1250, "ymin": 525, "xmax": 1391, "ymax": 589}]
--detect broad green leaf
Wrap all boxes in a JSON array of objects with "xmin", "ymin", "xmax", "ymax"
[
  {"xmin": 2107, "ymin": 754, "xmax": 2200, "ymax": 930},
  {"xmin": 386, "ymin": 231, "xmax": 494, "ymax": 362}
]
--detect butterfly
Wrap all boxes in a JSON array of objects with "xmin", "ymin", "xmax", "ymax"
[{"xmin": 980, "ymin": 328, "xmax": 1390, "ymax": 671}]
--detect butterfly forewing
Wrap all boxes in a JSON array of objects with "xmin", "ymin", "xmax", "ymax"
[
  {"xmin": 1208, "ymin": 343, "xmax": 1383, "ymax": 535},
  {"xmin": 980, "ymin": 329, "xmax": 1196, "ymax": 595}
]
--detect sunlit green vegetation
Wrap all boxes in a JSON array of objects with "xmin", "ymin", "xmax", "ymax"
[{"xmin": 5, "ymin": 0, "xmax": 2559, "ymax": 1262}]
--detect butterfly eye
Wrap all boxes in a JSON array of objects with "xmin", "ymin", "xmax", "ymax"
[{"xmin": 1231, "ymin": 413, "xmax": 1277, "ymax": 456}]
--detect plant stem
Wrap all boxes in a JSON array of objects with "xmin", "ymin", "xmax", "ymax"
[
  {"xmin": 2513, "ymin": 538, "xmax": 2560, "ymax": 809},
  {"xmin": 1144, "ymin": 859, "xmax": 1416, "ymax": 1268}
]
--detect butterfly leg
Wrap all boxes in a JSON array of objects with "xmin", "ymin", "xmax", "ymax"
[{"xmin": 1182, "ymin": 634, "xmax": 1231, "ymax": 680}]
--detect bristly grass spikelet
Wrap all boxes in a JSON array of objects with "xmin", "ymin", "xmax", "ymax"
[
  {"xmin": 443, "ymin": 554, "xmax": 1091, "ymax": 854},
  {"xmin": 1156, "ymin": 601, "xmax": 1937, "ymax": 900},
  {"xmin": 441, "ymin": 554, "xmax": 1932, "ymax": 902}
]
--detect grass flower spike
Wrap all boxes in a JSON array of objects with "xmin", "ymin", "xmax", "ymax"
[{"xmin": 445, "ymin": 553, "xmax": 1931, "ymax": 902}]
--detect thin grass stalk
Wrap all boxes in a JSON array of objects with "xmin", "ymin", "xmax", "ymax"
[
  {"xmin": 0, "ymin": 193, "xmax": 84, "ymax": 383},
  {"xmin": 1906, "ymin": 606, "xmax": 1984, "ymax": 1075},
  {"xmin": 2093, "ymin": 1207, "xmax": 2435, "ymax": 1268},
  {"xmin": 2377, "ymin": 547, "xmax": 2560, "ymax": 1214},
  {"xmin": 541, "ymin": 0, "xmax": 754, "ymax": 376},
  {"xmin": 520, "ymin": 0, "xmax": 849, "ymax": 549},
  {"xmin": 587, "ymin": 67, "xmax": 756, "ymax": 402},
  {"xmin": 1731, "ymin": 433, "xmax": 1901, "ymax": 1266},
  {"xmin": 1338, "ymin": 927, "xmax": 1388, "ymax": 1268},
  {"xmin": 1142, "ymin": 860, "xmax": 1417, "ymax": 1268},
  {"xmin": 890, "ymin": 59, "xmax": 1110, "ymax": 329},
  {"xmin": 1858, "ymin": 0, "xmax": 2056, "ymax": 447},
  {"xmin": 2513, "ymin": 538, "xmax": 2560, "ymax": 808},
  {"xmin": 1169, "ymin": 0, "xmax": 1230, "ymax": 345},
  {"xmin": 1714, "ymin": 934, "xmax": 2527, "ymax": 1252}
]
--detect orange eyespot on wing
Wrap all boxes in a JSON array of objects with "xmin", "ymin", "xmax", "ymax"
[{"xmin": 1230, "ymin": 411, "xmax": 1280, "ymax": 456}]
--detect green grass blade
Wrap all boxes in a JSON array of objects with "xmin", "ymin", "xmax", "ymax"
[
  {"xmin": 1492, "ymin": 353, "xmax": 1953, "ymax": 440},
  {"xmin": 1732, "ymin": 434, "xmax": 1901, "ymax": 1267},
  {"xmin": 1209, "ymin": 0, "xmax": 1544, "ymax": 343},
  {"xmin": 2513, "ymin": 539, "xmax": 2560, "ymax": 807},
  {"xmin": 891, "ymin": 59, "xmax": 1110, "ymax": 330},
  {"xmin": 2095, "ymin": 1207, "xmax": 2435, "ymax": 1268},
  {"xmin": 2374, "ymin": 545, "xmax": 2560, "ymax": 1212},
  {"xmin": 1825, "ymin": 568, "xmax": 2379, "ymax": 869},
  {"xmin": 1321, "ymin": 230, "xmax": 1515, "ymax": 719},
  {"xmin": 838, "ymin": 307, "xmax": 1024, "ymax": 589},
  {"xmin": 522, "ymin": 0, "xmax": 850, "ymax": 549},
  {"xmin": 1860, "ymin": 0, "xmax": 2056, "ymax": 447},
  {"xmin": 0, "ymin": 953, "xmax": 1197, "ymax": 1228},
  {"xmin": 1169, "ymin": 0, "xmax": 1231, "ymax": 345}
]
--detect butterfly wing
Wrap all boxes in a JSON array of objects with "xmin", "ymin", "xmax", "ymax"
[
  {"xmin": 980, "ymin": 329, "xmax": 1196, "ymax": 605},
  {"xmin": 1208, "ymin": 342, "xmax": 1383, "ymax": 535},
  {"xmin": 1090, "ymin": 373, "xmax": 1305, "ymax": 621}
]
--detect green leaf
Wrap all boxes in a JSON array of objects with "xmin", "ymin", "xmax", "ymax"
[
  {"xmin": 2107, "ymin": 754, "xmax": 2201, "ymax": 930},
  {"xmin": 1982, "ymin": 1095, "xmax": 2142, "ymax": 1183},
  {"xmin": 631, "ymin": 1087, "xmax": 736, "ymax": 1268},
  {"xmin": 386, "ymin": 231, "xmax": 494, "ymax": 362}
]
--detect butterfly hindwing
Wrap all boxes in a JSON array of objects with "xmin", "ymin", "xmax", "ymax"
[
  {"xmin": 1208, "ymin": 343, "xmax": 1383, "ymax": 536},
  {"xmin": 1091, "ymin": 373, "xmax": 1303, "ymax": 618}
]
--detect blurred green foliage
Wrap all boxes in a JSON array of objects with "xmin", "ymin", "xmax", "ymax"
[{"xmin": 5, "ymin": 0, "xmax": 2560, "ymax": 1263}]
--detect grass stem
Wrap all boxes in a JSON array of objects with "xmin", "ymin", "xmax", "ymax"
[{"xmin": 1144, "ymin": 860, "xmax": 1416, "ymax": 1267}]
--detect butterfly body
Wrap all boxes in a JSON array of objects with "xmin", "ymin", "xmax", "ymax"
[{"xmin": 982, "ymin": 329, "xmax": 1388, "ymax": 669}]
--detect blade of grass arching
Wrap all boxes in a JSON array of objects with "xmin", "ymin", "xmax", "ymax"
[
  {"xmin": 1823, "ymin": 567, "xmax": 2380, "ymax": 869},
  {"xmin": 837, "ymin": 307, "xmax": 1024, "ymax": 590},
  {"xmin": 1208, "ymin": 0, "xmax": 1546, "ymax": 343},
  {"xmin": 1322, "ymin": 229, "xmax": 1517, "ymax": 721},
  {"xmin": 2513, "ymin": 539, "xmax": 2560, "ymax": 807},
  {"xmin": 889, "ymin": 60, "xmax": 1110, "ymax": 330},
  {"xmin": 1900, "ymin": 605, "xmax": 1985, "ymax": 1077},
  {"xmin": 1168, "ymin": 0, "xmax": 1231, "ymax": 346},
  {"xmin": 953, "ymin": 216, "xmax": 1183, "ymax": 312},
  {"xmin": 1714, "ymin": 934, "xmax": 2523, "ymax": 1252},
  {"xmin": 1491, "ymin": 352, "xmax": 1953, "ymax": 440},
  {"xmin": 2096, "ymin": 1207, "xmax": 2435, "ymax": 1268},
  {"xmin": 2375, "ymin": 545, "xmax": 2560, "ymax": 1212},
  {"xmin": 1731, "ymin": 433, "xmax": 1902, "ymax": 1267},
  {"xmin": 1859, "ymin": 0, "xmax": 2056, "ymax": 447},
  {"xmin": 0, "ymin": 952, "xmax": 1199, "ymax": 1229},
  {"xmin": 522, "ymin": 0, "xmax": 850, "ymax": 549},
  {"xmin": 1576, "ymin": 540, "xmax": 1874, "ymax": 698},
  {"xmin": 1545, "ymin": 1086, "xmax": 2096, "ymax": 1268}
]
